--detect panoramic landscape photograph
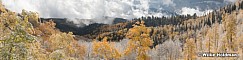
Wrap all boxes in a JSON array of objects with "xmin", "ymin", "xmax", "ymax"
[{"xmin": 0, "ymin": 0, "xmax": 243, "ymax": 60}]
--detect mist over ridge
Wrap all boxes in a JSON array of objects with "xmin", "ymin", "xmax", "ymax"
[{"xmin": 2, "ymin": 0, "xmax": 236, "ymax": 24}]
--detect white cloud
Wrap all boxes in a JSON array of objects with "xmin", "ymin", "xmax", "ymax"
[
  {"xmin": 2, "ymin": 0, "xmax": 153, "ymax": 19},
  {"xmin": 180, "ymin": 7, "xmax": 212, "ymax": 16},
  {"xmin": 161, "ymin": 0, "xmax": 175, "ymax": 6},
  {"xmin": 2, "ymin": 0, "xmax": 220, "ymax": 25},
  {"xmin": 1, "ymin": 0, "xmax": 154, "ymax": 25},
  {"xmin": 224, "ymin": 0, "xmax": 237, "ymax": 3}
]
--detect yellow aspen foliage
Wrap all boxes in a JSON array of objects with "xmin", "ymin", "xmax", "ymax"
[
  {"xmin": 0, "ymin": 27, "xmax": 35, "ymax": 60},
  {"xmin": 32, "ymin": 19, "xmax": 86, "ymax": 59},
  {"xmin": 64, "ymin": 32, "xmax": 86, "ymax": 59},
  {"xmin": 76, "ymin": 44, "xmax": 86, "ymax": 59},
  {"xmin": 47, "ymin": 33, "xmax": 69, "ymax": 51},
  {"xmin": 45, "ymin": 32, "xmax": 86, "ymax": 59},
  {"xmin": 21, "ymin": 10, "xmax": 40, "ymax": 27},
  {"xmin": 0, "ymin": 3, "xmax": 38, "ymax": 59},
  {"xmin": 0, "ymin": 1, "xmax": 6, "ymax": 13},
  {"xmin": 213, "ymin": 23, "xmax": 220, "ymax": 51},
  {"xmin": 124, "ymin": 21, "xmax": 153, "ymax": 60},
  {"xmin": 37, "ymin": 20, "xmax": 56, "ymax": 36},
  {"xmin": 223, "ymin": 13, "xmax": 237, "ymax": 51},
  {"xmin": 92, "ymin": 37, "xmax": 121, "ymax": 59},
  {"xmin": 0, "ymin": 2, "xmax": 87, "ymax": 59},
  {"xmin": 205, "ymin": 28, "xmax": 216, "ymax": 52},
  {"xmin": 26, "ymin": 40, "xmax": 48, "ymax": 60},
  {"xmin": 21, "ymin": 10, "xmax": 40, "ymax": 35},
  {"xmin": 183, "ymin": 38, "xmax": 196, "ymax": 60},
  {"xmin": 220, "ymin": 36, "xmax": 229, "ymax": 52},
  {"xmin": 33, "ymin": 20, "xmax": 56, "ymax": 45},
  {"xmin": 238, "ymin": 35, "xmax": 243, "ymax": 60}
]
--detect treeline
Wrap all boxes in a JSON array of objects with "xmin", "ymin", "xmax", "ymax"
[{"xmin": 92, "ymin": 0, "xmax": 243, "ymax": 44}]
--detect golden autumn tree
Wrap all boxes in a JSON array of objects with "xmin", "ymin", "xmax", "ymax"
[
  {"xmin": 47, "ymin": 32, "xmax": 86, "ymax": 59},
  {"xmin": 0, "ymin": 2, "xmax": 43, "ymax": 59},
  {"xmin": 35, "ymin": 20, "xmax": 86, "ymax": 59},
  {"xmin": 238, "ymin": 34, "xmax": 243, "ymax": 60},
  {"xmin": 183, "ymin": 38, "xmax": 196, "ymax": 60},
  {"xmin": 223, "ymin": 12, "xmax": 237, "ymax": 51},
  {"xmin": 124, "ymin": 21, "xmax": 153, "ymax": 60},
  {"xmin": 20, "ymin": 9, "xmax": 87, "ymax": 59},
  {"xmin": 0, "ymin": 3, "xmax": 86, "ymax": 59},
  {"xmin": 21, "ymin": 9, "xmax": 40, "ymax": 28},
  {"xmin": 205, "ymin": 28, "xmax": 217, "ymax": 53},
  {"xmin": 213, "ymin": 23, "xmax": 220, "ymax": 51},
  {"xmin": 92, "ymin": 37, "xmax": 121, "ymax": 59}
]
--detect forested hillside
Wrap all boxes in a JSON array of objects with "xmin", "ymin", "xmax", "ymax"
[{"xmin": 1, "ymin": 0, "xmax": 243, "ymax": 60}]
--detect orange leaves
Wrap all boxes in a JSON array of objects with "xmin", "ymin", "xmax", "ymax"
[
  {"xmin": 92, "ymin": 37, "xmax": 121, "ymax": 59},
  {"xmin": 27, "ymin": 16, "xmax": 86, "ymax": 59},
  {"xmin": 76, "ymin": 45, "xmax": 86, "ymax": 58},
  {"xmin": 124, "ymin": 21, "xmax": 153, "ymax": 60},
  {"xmin": 37, "ymin": 20, "xmax": 56, "ymax": 35},
  {"xmin": 123, "ymin": 41, "xmax": 135, "ymax": 55},
  {"xmin": 45, "ymin": 31, "xmax": 87, "ymax": 58},
  {"xmin": 137, "ymin": 47, "xmax": 150, "ymax": 60}
]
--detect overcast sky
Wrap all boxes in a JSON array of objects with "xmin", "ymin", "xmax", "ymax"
[{"xmin": 2, "ymin": 0, "xmax": 235, "ymax": 19}]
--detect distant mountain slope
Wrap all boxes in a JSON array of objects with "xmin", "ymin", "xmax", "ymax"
[{"xmin": 42, "ymin": 0, "xmax": 243, "ymax": 42}]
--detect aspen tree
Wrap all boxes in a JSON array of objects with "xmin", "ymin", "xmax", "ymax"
[
  {"xmin": 124, "ymin": 21, "xmax": 153, "ymax": 60},
  {"xmin": 224, "ymin": 13, "xmax": 237, "ymax": 51},
  {"xmin": 183, "ymin": 38, "xmax": 196, "ymax": 60},
  {"xmin": 92, "ymin": 37, "xmax": 121, "ymax": 59}
]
